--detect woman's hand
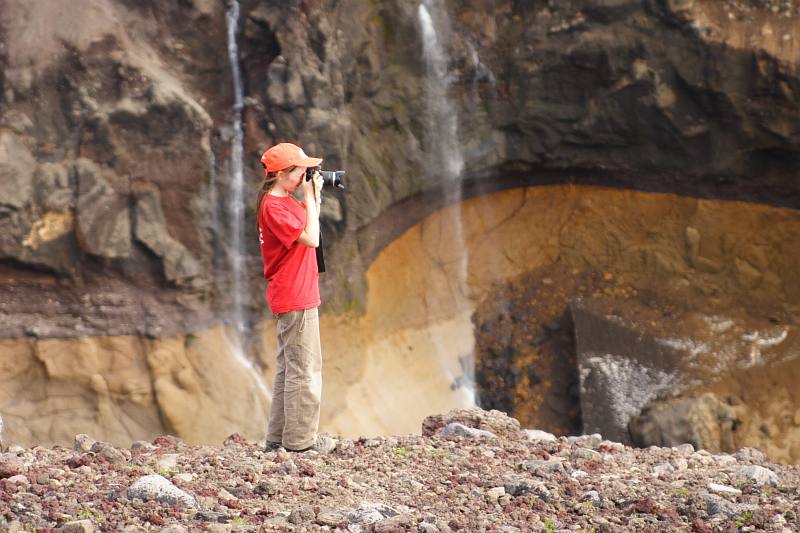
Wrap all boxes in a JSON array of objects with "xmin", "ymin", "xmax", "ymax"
[
  {"xmin": 302, "ymin": 168, "xmax": 324, "ymax": 200},
  {"xmin": 298, "ymin": 168, "xmax": 323, "ymax": 247}
]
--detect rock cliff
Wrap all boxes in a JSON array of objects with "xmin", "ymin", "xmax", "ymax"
[{"xmin": 0, "ymin": 0, "xmax": 798, "ymax": 450}]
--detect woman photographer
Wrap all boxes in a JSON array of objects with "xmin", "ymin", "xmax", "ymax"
[{"xmin": 256, "ymin": 142, "xmax": 336, "ymax": 453}]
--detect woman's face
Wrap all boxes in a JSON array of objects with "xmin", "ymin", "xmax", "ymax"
[{"xmin": 278, "ymin": 166, "xmax": 307, "ymax": 192}]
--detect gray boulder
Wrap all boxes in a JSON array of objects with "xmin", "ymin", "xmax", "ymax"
[
  {"xmin": 127, "ymin": 474, "xmax": 197, "ymax": 507},
  {"xmin": 629, "ymin": 393, "xmax": 738, "ymax": 452},
  {"xmin": 736, "ymin": 465, "xmax": 780, "ymax": 487}
]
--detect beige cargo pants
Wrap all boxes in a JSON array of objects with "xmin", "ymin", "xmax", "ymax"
[{"xmin": 266, "ymin": 307, "xmax": 322, "ymax": 450}]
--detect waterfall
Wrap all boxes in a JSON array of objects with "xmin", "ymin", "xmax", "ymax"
[
  {"xmin": 225, "ymin": 0, "xmax": 246, "ymax": 340},
  {"xmin": 417, "ymin": 1, "xmax": 464, "ymax": 182},
  {"xmin": 417, "ymin": 1, "xmax": 476, "ymax": 405},
  {"xmin": 222, "ymin": 1, "xmax": 271, "ymax": 399}
]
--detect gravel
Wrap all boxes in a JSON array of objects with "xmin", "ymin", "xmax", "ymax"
[{"xmin": 0, "ymin": 409, "xmax": 798, "ymax": 531}]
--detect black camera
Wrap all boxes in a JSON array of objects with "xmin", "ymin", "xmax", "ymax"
[{"xmin": 305, "ymin": 166, "xmax": 345, "ymax": 189}]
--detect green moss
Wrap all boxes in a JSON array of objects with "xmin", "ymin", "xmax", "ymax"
[{"xmin": 393, "ymin": 447, "xmax": 414, "ymax": 457}]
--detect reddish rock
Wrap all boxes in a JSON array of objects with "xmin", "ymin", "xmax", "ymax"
[
  {"xmin": 690, "ymin": 518, "xmax": 713, "ymax": 533},
  {"xmin": 0, "ymin": 456, "xmax": 25, "ymax": 478}
]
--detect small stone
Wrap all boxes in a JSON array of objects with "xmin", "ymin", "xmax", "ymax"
[
  {"xmin": 159, "ymin": 526, "xmax": 188, "ymax": 533},
  {"xmin": 707, "ymin": 483, "xmax": 742, "ymax": 495},
  {"xmin": 487, "ymin": 486, "xmax": 506, "ymax": 502},
  {"xmin": 288, "ymin": 505, "xmax": 315, "ymax": 525},
  {"xmin": 316, "ymin": 510, "xmax": 346, "ymax": 527},
  {"xmin": 400, "ymin": 477, "xmax": 424, "ymax": 490},
  {"xmin": 279, "ymin": 458, "xmax": 298, "ymax": 474},
  {"xmin": 671, "ymin": 457, "xmax": 689, "ymax": 471},
  {"xmin": 734, "ymin": 447, "xmax": 767, "ymax": 463},
  {"xmin": 73, "ymin": 434, "xmax": 96, "ymax": 453},
  {"xmin": 374, "ymin": 513, "xmax": 414, "ymax": 533},
  {"xmin": 173, "ymin": 473, "xmax": 195, "ymax": 483},
  {"xmin": 90, "ymin": 441, "xmax": 128, "ymax": 465},
  {"xmin": 571, "ymin": 470, "xmax": 589, "ymax": 479},
  {"xmin": 0, "ymin": 455, "xmax": 25, "ymax": 478},
  {"xmin": 61, "ymin": 520, "xmax": 95, "ymax": 533},
  {"xmin": 504, "ymin": 479, "xmax": 549, "ymax": 498},
  {"xmin": 600, "ymin": 440, "xmax": 626, "ymax": 453},
  {"xmin": 6, "ymin": 474, "xmax": 28, "ymax": 484},
  {"xmin": 572, "ymin": 447, "xmax": 602, "ymax": 462},
  {"xmin": 676, "ymin": 443, "xmax": 695, "ymax": 455},
  {"xmin": 691, "ymin": 518, "xmax": 713, "ymax": 533},
  {"xmin": 418, "ymin": 522, "xmax": 440, "ymax": 533},
  {"xmin": 120, "ymin": 526, "xmax": 148, "ymax": 533},
  {"xmin": 653, "ymin": 463, "xmax": 675, "ymax": 476},
  {"xmin": 156, "ymin": 453, "xmax": 180, "ymax": 472},
  {"xmin": 131, "ymin": 441, "xmax": 155, "ymax": 451},
  {"xmin": 522, "ymin": 429, "xmax": 557, "ymax": 441},
  {"xmin": 713, "ymin": 454, "xmax": 737, "ymax": 466},
  {"xmin": 127, "ymin": 474, "xmax": 197, "ymax": 507},
  {"xmin": 347, "ymin": 501, "xmax": 399, "ymax": 526},
  {"xmin": 736, "ymin": 465, "xmax": 780, "ymax": 487},
  {"xmin": 584, "ymin": 490, "xmax": 601, "ymax": 503},
  {"xmin": 568, "ymin": 434, "xmax": 603, "ymax": 448},
  {"xmin": 217, "ymin": 487, "xmax": 237, "ymax": 501},
  {"xmin": 521, "ymin": 459, "xmax": 565, "ymax": 475},
  {"xmin": 440, "ymin": 422, "xmax": 497, "ymax": 440}
]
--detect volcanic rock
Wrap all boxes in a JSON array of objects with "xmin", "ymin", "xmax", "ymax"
[{"xmin": 422, "ymin": 407, "xmax": 521, "ymax": 438}]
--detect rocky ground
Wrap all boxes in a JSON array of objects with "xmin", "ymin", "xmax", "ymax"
[{"xmin": 0, "ymin": 409, "xmax": 798, "ymax": 532}]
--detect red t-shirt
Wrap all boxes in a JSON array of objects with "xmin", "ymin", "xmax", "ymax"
[{"xmin": 258, "ymin": 194, "xmax": 320, "ymax": 315}]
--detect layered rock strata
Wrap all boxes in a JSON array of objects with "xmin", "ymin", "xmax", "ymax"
[{"xmin": 0, "ymin": 0, "xmax": 798, "ymax": 449}]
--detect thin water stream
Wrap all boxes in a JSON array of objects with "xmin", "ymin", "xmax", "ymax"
[
  {"xmin": 224, "ymin": 0, "xmax": 270, "ymax": 399},
  {"xmin": 225, "ymin": 0, "xmax": 246, "ymax": 340},
  {"xmin": 417, "ymin": 0, "xmax": 475, "ymax": 404}
]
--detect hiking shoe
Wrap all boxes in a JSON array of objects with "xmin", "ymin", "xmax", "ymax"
[
  {"xmin": 288, "ymin": 435, "xmax": 337, "ymax": 454},
  {"xmin": 265, "ymin": 441, "xmax": 283, "ymax": 452}
]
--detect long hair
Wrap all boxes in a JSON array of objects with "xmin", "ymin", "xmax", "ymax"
[{"xmin": 256, "ymin": 165, "xmax": 295, "ymax": 230}]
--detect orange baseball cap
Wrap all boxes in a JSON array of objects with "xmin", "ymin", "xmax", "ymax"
[{"xmin": 260, "ymin": 142, "xmax": 323, "ymax": 173}]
